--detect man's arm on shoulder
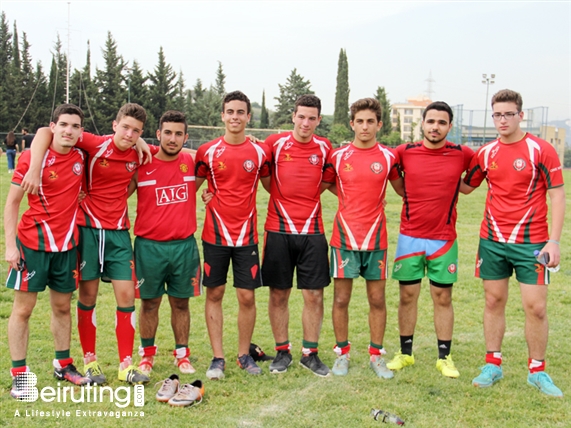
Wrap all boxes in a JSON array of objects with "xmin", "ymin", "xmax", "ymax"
[
  {"xmin": 4, "ymin": 184, "xmax": 25, "ymax": 270},
  {"xmin": 20, "ymin": 127, "xmax": 52, "ymax": 195},
  {"xmin": 181, "ymin": 147, "xmax": 197, "ymax": 161}
]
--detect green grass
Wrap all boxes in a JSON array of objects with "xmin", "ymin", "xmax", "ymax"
[{"xmin": 0, "ymin": 160, "xmax": 570, "ymax": 427}]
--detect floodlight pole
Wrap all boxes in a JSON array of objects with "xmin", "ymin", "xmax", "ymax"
[{"xmin": 482, "ymin": 73, "xmax": 495, "ymax": 144}]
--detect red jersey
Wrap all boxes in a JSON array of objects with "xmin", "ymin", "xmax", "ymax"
[
  {"xmin": 134, "ymin": 152, "xmax": 197, "ymax": 241},
  {"xmin": 465, "ymin": 133, "xmax": 564, "ymax": 243},
  {"xmin": 264, "ymin": 132, "xmax": 332, "ymax": 235},
  {"xmin": 195, "ymin": 137, "xmax": 270, "ymax": 247},
  {"xmin": 322, "ymin": 143, "xmax": 399, "ymax": 251},
  {"xmin": 396, "ymin": 141, "xmax": 474, "ymax": 240},
  {"xmin": 76, "ymin": 132, "xmax": 159, "ymax": 230},
  {"xmin": 12, "ymin": 148, "xmax": 85, "ymax": 252}
]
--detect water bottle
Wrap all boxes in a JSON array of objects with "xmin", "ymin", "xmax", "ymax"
[
  {"xmin": 533, "ymin": 250, "xmax": 560, "ymax": 273},
  {"xmin": 370, "ymin": 408, "xmax": 405, "ymax": 425}
]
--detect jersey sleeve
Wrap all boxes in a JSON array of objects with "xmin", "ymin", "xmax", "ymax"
[
  {"xmin": 77, "ymin": 132, "xmax": 111, "ymax": 155},
  {"xmin": 150, "ymin": 144, "xmax": 160, "ymax": 155},
  {"xmin": 11, "ymin": 150, "xmax": 31, "ymax": 185},
  {"xmin": 194, "ymin": 145, "xmax": 208, "ymax": 178},
  {"xmin": 464, "ymin": 148, "xmax": 486, "ymax": 188},
  {"xmin": 388, "ymin": 147, "xmax": 400, "ymax": 181},
  {"xmin": 259, "ymin": 142, "xmax": 272, "ymax": 178},
  {"xmin": 321, "ymin": 150, "xmax": 336, "ymax": 183},
  {"xmin": 539, "ymin": 143, "xmax": 564, "ymax": 189},
  {"xmin": 461, "ymin": 144, "xmax": 476, "ymax": 171}
]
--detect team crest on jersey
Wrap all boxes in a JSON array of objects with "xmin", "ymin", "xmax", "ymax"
[
  {"xmin": 218, "ymin": 161, "xmax": 227, "ymax": 170},
  {"xmin": 49, "ymin": 171, "xmax": 58, "ymax": 180},
  {"xmin": 513, "ymin": 158, "xmax": 526, "ymax": 171},
  {"xmin": 47, "ymin": 156, "xmax": 56, "ymax": 167},
  {"xmin": 308, "ymin": 154, "xmax": 319, "ymax": 165},
  {"xmin": 343, "ymin": 150, "xmax": 354, "ymax": 160},
  {"xmin": 284, "ymin": 153, "xmax": 293, "ymax": 161},
  {"xmin": 489, "ymin": 161, "xmax": 498, "ymax": 170},
  {"xmin": 343, "ymin": 163, "xmax": 353, "ymax": 172},
  {"xmin": 215, "ymin": 146, "xmax": 226, "ymax": 158},
  {"xmin": 448, "ymin": 263, "xmax": 457, "ymax": 274},
  {"xmin": 99, "ymin": 159, "xmax": 109, "ymax": 168},
  {"xmin": 370, "ymin": 162, "xmax": 383, "ymax": 174},
  {"xmin": 72, "ymin": 162, "xmax": 83, "ymax": 175},
  {"xmin": 491, "ymin": 146, "xmax": 499, "ymax": 158},
  {"xmin": 125, "ymin": 161, "xmax": 137, "ymax": 172},
  {"xmin": 285, "ymin": 142, "xmax": 294, "ymax": 150},
  {"xmin": 243, "ymin": 160, "xmax": 255, "ymax": 172},
  {"xmin": 180, "ymin": 163, "xmax": 189, "ymax": 173},
  {"xmin": 105, "ymin": 148, "xmax": 113, "ymax": 158}
]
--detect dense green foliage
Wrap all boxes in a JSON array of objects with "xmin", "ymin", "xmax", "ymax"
[{"xmin": 333, "ymin": 48, "xmax": 349, "ymax": 128}]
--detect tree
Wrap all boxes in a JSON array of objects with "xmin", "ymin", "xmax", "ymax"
[
  {"xmin": 333, "ymin": 48, "xmax": 349, "ymax": 128},
  {"xmin": 395, "ymin": 113, "xmax": 402, "ymax": 134},
  {"xmin": 147, "ymin": 47, "xmax": 177, "ymax": 133},
  {"xmin": 172, "ymin": 70, "xmax": 186, "ymax": 113},
  {"xmin": 273, "ymin": 68, "xmax": 313, "ymax": 127},
  {"xmin": 260, "ymin": 90, "xmax": 269, "ymax": 128},
  {"xmin": 380, "ymin": 131, "xmax": 403, "ymax": 147},
  {"xmin": 215, "ymin": 61, "xmax": 226, "ymax": 96},
  {"xmin": 93, "ymin": 32, "xmax": 126, "ymax": 134},
  {"xmin": 374, "ymin": 86, "xmax": 392, "ymax": 137},
  {"xmin": 328, "ymin": 123, "xmax": 352, "ymax": 146},
  {"xmin": 47, "ymin": 35, "xmax": 68, "ymax": 110},
  {"xmin": 409, "ymin": 121, "xmax": 417, "ymax": 143}
]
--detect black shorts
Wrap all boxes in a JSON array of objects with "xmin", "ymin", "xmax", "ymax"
[
  {"xmin": 262, "ymin": 232, "xmax": 330, "ymax": 290},
  {"xmin": 202, "ymin": 241, "xmax": 262, "ymax": 290}
]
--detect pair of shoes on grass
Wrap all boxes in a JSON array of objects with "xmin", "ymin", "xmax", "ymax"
[{"xmin": 155, "ymin": 374, "xmax": 205, "ymax": 407}]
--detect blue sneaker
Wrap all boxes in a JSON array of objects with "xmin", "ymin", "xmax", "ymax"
[
  {"xmin": 332, "ymin": 354, "xmax": 349, "ymax": 376},
  {"xmin": 472, "ymin": 363, "xmax": 503, "ymax": 387},
  {"xmin": 527, "ymin": 372, "xmax": 563, "ymax": 397}
]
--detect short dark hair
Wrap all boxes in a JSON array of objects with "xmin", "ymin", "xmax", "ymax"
[
  {"xmin": 222, "ymin": 91, "xmax": 251, "ymax": 114},
  {"xmin": 350, "ymin": 98, "xmax": 381, "ymax": 122},
  {"xmin": 52, "ymin": 104, "xmax": 85, "ymax": 125},
  {"xmin": 159, "ymin": 110, "xmax": 188, "ymax": 134},
  {"xmin": 116, "ymin": 103, "xmax": 147, "ymax": 125},
  {"xmin": 422, "ymin": 101, "xmax": 453, "ymax": 123},
  {"xmin": 491, "ymin": 89, "xmax": 523, "ymax": 111},
  {"xmin": 22, "ymin": 128, "xmax": 29, "ymax": 133},
  {"xmin": 294, "ymin": 94, "xmax": 321, "ymax": 116}
]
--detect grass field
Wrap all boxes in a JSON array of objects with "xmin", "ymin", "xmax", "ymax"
[{"xmin": 0, "ymin": 158, "xmax": 570, "ymax": 427}]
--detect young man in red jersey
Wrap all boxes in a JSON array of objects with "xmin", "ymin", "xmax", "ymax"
[
  {"xmin": 465, "ymin": 89, "xmax": 565, "ymax": 397},
  {"xmin": 21, "ymin": 103, "xmax": 153, "ymax": 385},
  {"xmin": 262, "ymin": 95, "xmax": 333, "ymax": 377},
  {"xmin": 385, "ymin": 101, "xmax": 474, "ymax": 379},
  {"xmin": 4, "ymin": 104, "xmax": 91, "ymax": 399},
  {"xmin": 195, "ymin": 91, "xmax": 270, "ymax": 379},
  {"xmin": 130, "ymin": 111, "xmax": 201, "ymax": 385},
  {"xmin": 321, "ymin": 98, "xmax": 400, "ymax": 379}
]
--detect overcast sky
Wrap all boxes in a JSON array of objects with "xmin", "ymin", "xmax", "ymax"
[{"xmin": 2, "ymin": 1, "xmax": 570, "ymax": 121}]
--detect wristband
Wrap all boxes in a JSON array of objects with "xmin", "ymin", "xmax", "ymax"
[{"xmin": 547, "ymin": 240, "xmax": 560, "ymax": 245}]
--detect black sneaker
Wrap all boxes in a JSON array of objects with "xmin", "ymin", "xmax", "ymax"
[
  {"xmin": 270, "ymin": 350, "xmax": 293, "ymax": 374},
  {"xmin": 300, "ymin": 352, "xmax": 330, "ymax": 377},
  {"xmin": 54, "ymin": 364, "xmax": 93, "ymax": 385},
  {"xmin": 237, "ymin": 354, "xmax": 262, "ymax": 375}
]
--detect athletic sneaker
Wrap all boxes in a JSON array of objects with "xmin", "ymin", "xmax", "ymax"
[
  {"xmin": 206, "ymin": 357, "xmax": 225, "ymax": 380},
  {"xmin": 436, "ymin": 355, "xmax": 460, "ymax": 378},
  {"xmin": 84, "ymin": 360, "xmax": 107, "ymax": 385},
  {"xmin": 386, "ymin": 350, "xmax": 415, "ymax": 371},
  {"xmin": 237, "ymin": 354, "xmax": 262, "ymax": 375},
  {"xmin": 138, "ymin": 356, "xmax": 154, "ymax": 377},
  {"xmin": 175, "ymin": 357, "xmax": 196, "ymax": 374},
  {"xmin": 299, "ymin": 352, "xmax": 330, "ymax": 377},
  {"xmin": 155, "ymin": 374, "xmax": 180, "ymax": 402},
  {"xmin": 118, "ymin": 365, "xmax": 150, "ymax": 384},
  {"xmin": 54, "ymin": 364, "xmax": 92, "ymax": 385},
  {"xmin": 11, "ymin": 375, "xmax": 34, "ymax": 400},
  {"xmin": 332, "ymin": 354, "xmax": 349, "ymax": 376},
  {"xmin": 472, "ymin": 363, "xmax": 503, "ymax": 387},
  {"xmin": 168, "ymin": 380, "xmax": 205, "ymax": 407},
  {"xmin": 269, "ymin": 350, "xmax": 293, "ymax": 374},
  {"xmin": 370, "ymin": 355, "xmax": 394, "ymax": 379},
  {"xmin": 527, "ymin": 372, "xmax": 563, "ymax": 397}
]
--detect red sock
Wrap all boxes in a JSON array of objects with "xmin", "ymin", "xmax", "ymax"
[
  {"xmin": 528, "ymin": 358, "xmax": 546, "ymax": 373},
  {"xmin": 77, "ymin": 304, "xmax": 97, "ymax": 358},
  {"xmin": 10, "ymin": 366, "xmax": 29, "ymax": 377},
  {"xmin": 116, "ymin": 307, "xmax": 135, "ymax": 364},
  {"xmin": 485, "ymin": 351, "xmax": 502, "ymax": 366}
]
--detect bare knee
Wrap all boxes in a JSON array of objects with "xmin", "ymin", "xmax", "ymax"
[
  {"xmin": 303, "ymin": 289, "xmax": 323, "ymax": 307},
  {"xmin": 236, "ymin": 289, "xmax": 256, "ymax": 309},
  {"xmin": 142, "ymin": 297, "xmax": 162, "ymax": 313},
  {"xmin": 400, "ymin": 286, "xmax": 419, "ymax": 305},
  {"xmin": 524, "ymin": 301, "xmax": 547, "ymax": 320},
  {"xmin": 269, "ymin": 288, "xmax": 289, "ymax": 309},
  {"xmin": 206, "ymin": 287, "xmax": 225, "ymax": 304},
  {"xmin": 169, "ymin": 297, "xmax": 189, "ymax": 313}
]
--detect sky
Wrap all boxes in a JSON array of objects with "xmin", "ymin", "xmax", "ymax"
[{"xmin": 2, "ymin": 1, "xmax": 570, "ymax": 122}]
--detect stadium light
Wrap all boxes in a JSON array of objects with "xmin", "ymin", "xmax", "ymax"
[{"xmin": 482, "ymin": 73, "xmax": 495, "ymax": 144}]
